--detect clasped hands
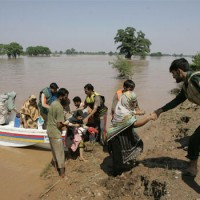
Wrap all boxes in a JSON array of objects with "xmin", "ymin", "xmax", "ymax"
[{"xmin": 147, "ymin": 108, "xmax": 163, "ymax": 121}]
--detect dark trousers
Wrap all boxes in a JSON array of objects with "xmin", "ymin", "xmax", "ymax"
[{"xmin": 187, "ymin": 126, "xmax": 200, "ymax": 160}]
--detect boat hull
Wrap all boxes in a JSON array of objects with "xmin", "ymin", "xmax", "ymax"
[{"xmin": 0, "ymin": 125, "xmax": 65, "ymax": 149}]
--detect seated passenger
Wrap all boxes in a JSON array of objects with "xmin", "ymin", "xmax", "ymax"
[
  {"xmin": 73, "ymin": 96, "xmax": 85, "ymax": 110},
  {"xmin": 20, "ymin": 95, "xmax": 41, "ymax": 129}
]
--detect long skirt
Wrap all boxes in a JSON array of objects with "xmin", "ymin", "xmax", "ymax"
[{"xmin": 108, "ymin": 126, "xmax": 143, "ymax": 176}]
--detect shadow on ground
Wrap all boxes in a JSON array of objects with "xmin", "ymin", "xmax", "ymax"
[{"xmin": 141, "ymin": 156, "xmax": 200, "ymax": 193}]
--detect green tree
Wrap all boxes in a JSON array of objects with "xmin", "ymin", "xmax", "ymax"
[
  {"xmin": 26, "ymin": 46, "xmax": 51, "ymax": 56},
  {"xmin": 0, "ymin": 44, "xmax": 6, "ymax": 56},
  {"xmin": 5, "ymin": 42, "xmax": 23, "ymax": 58},
  {"xmin": 114, "ymin": 27, "xmax": 151, "ymax": 59},
  {"xmin": 150, "ymin": 52, "xmax": 162, "ymax": 57},
  {"xmin": 65, "ymin": 48, "xmax": 76, "ymax": 55},
  {"xmin": 108, "ymin": 51, "xmax": 114, "ymax": 56}
]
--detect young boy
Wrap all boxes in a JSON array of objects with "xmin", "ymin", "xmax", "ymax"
[{"xmin": 72, "ymin": 96, "xmax": 85, "ymax": 110}]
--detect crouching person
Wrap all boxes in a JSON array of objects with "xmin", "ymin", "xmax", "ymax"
[{"xmin": 47, "ymin": 88, "xmax": 69, "ymax": 178}]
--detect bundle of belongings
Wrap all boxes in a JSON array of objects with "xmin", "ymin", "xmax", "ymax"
[{"xmin": 0, "ymin": 91, "xmax": 17, "ymax": 126}]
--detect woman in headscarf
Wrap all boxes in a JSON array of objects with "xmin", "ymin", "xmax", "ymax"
[
  {"xmin": 107, "ymin": 91, "xmax": 155, "ymax": 176},
  {"xmin": 20, "ymin": 95, "xmax": 40, "ymax": 129}
]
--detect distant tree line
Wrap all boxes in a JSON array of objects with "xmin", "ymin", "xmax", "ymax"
[
  {"xmin": 149, "ymin": 52, "xmax": 162, "ymax": 57},
  {"xmin": 0, "ymin": 42, "xmax": 51, "ymax": 58},
  {"xmin": 0, "ymin": 36, "xmax": 197, "ymax": 61},
  {"xmin": 63, "ymin": 48, "xmax": 117, "ymax": 56},
  {"xmin": 0, "ymin": 42, "xmax": 118, "ymax": 58},
  {"xmin": 26, "ymin": 46, "xmax": 51, "ymax": 56}
]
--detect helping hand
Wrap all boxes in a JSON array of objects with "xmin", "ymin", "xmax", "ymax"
[{"xmin": 149, "ymin": 112, "xmax": 158, "ymax": 121}]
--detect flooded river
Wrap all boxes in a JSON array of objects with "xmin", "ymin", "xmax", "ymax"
[
  {"xmin": 0, "ymin": 55, "xmax": 192, "ymax": 199},
  {"xmin": 0, "ymin": 55, "xmax": 190, "ymax": 112}
]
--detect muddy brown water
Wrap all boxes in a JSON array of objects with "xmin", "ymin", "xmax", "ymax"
[{"xmin": 0, "ymin": 55, "xmax": 191, "ymax": 199}]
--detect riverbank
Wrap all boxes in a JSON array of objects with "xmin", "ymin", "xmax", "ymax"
[
  {"xmin": 1, "ymin": 100, "xmax": 200, "ymax": 200},
  {"xmin": 39, "ymin": 101, "xmax": 200, "ymax": 200},
  {"xmin": 13, "ymin": 100, "xmax": 198, "ymax": 200}
]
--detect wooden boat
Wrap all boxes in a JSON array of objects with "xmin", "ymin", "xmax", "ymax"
[{"xmin": 0, "ymin": 124, "xmax": 66, "ymax": 149}]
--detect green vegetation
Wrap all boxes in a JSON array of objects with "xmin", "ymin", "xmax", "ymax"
[
  {"xmin": 114, "ymin": 27, "xmax": 151, "ymax": 59},
  {"xmin": 109, "ymin": 55, "xmax": 134, "ymax": 78},
  {"xmin": 65, "ymin": 48, "xmax": 110, "ymax": 55},
  {"xmin": 0, "ymin": 44, "xmax": 6, "ymax": 56},
  {"xmin": 66, "ymin": 48, "xmax": 76, "ymax": 55},
  {"xmin": 190, "ymin": 52, "xmax": 200, "ymax": 70},
  {"xmin": 0, "ymin": 42, "xmax": 23, "ymax": 58},
  {"xmin": 26, "ymin": 46, "xmax": 51, "ymax": 56},
  {"xmin": 150, "ymin": 52, "xmax": 162, "ymax": 57}
]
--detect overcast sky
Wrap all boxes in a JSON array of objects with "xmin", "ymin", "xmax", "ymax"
[{"xmin": 0, "ymin": 0, "xmax": 199, "ymax": 55}]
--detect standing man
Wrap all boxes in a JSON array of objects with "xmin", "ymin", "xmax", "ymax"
[
  {"xmin": 83, "ymin": 83, "xmax": 108, "ymax": 145},
  {"xmin": 47, "ymin": 88, "xmax": 69, "ymax": 178},
  {"xmin": 153, "ymin": 58, "xmax": 200, "ymax": 177},
  {"xmin": 38, "ymin": 82, "xmax": 59, "ymax": 128}
]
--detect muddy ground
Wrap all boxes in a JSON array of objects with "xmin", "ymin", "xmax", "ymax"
[
  {"xmin": 34, "ymin": 101, "xmax": 200, "ymax": 200},
  {"xmin": 32, "ymin": 101, "xmax": 200, "ymax": 200}
]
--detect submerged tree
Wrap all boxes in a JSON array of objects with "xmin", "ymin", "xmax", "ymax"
[
  {"xmin": 114, "ymin": 27, "xmax": 151, "ymax": 59},
  {"xmin": 26, "ymin": 46, "xmax": 51, "ymax": 56},
  {"xmin": 5, "ymin": 42, "xmax": 23, "ymax": 58},
  {"xmin": 150, "ymin": 52, "xmax": 163, "ymax": 57},
  {"xmin": 0, "ymin": 44, "xmax": 6, "ymax": 56},
  {"xmin": 109, "ymin": 55, "xmax": 134, "ymax": 78},
  {"xmin": 65, "ymin": 48, "xmax": 76, "ymax": 55}
]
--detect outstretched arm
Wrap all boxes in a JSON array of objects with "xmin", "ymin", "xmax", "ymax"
[
  {"xmin": 133, "ymin": 113, "xmax": 156, "ymax": 128},
  {"xmin": 153, "ymin": 89, "xmax": 186, "ymax": 119}
]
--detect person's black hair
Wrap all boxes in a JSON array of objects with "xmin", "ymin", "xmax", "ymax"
[
  {"xmin": 76, "ymin": 110, "xmax": 83, "ymax": 117},
  {"xmin": 50, "ymin": 82, "xmax": 59, "ymax": 89},
  {"xmin": 73, "ymin": 96, "xmax": 81, "ymax": 102},
  {"xmin": 84, "ymin": 83, "xmax": 94, "ymax": 91},
  {"xmin": 123, "ymin": 79, "xmax": 135, "ymax": 90},
  {"xmin": 169, "ymin": 58, "xmax": 190, "ymax": 72},
  {"xmin": 57, "ymin": 88, "xmax": 68, "ymax": 97},
  {"xmin": 72, "ymin": 110, "xmax": 83, "ymax": 119}
]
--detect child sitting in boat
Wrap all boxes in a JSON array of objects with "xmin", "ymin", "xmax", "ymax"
[{"xmin": 20, "ymin": 95, "xmax": 42, "ymax": 129}]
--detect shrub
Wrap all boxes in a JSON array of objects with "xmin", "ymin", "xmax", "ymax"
[
  {"xmin": 109, "ymin": 55, "xmax": 134, "ymax": 78},
  {"xmin": 191, "ymin": 52, "xmax": 200, "ymax": 70}
]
